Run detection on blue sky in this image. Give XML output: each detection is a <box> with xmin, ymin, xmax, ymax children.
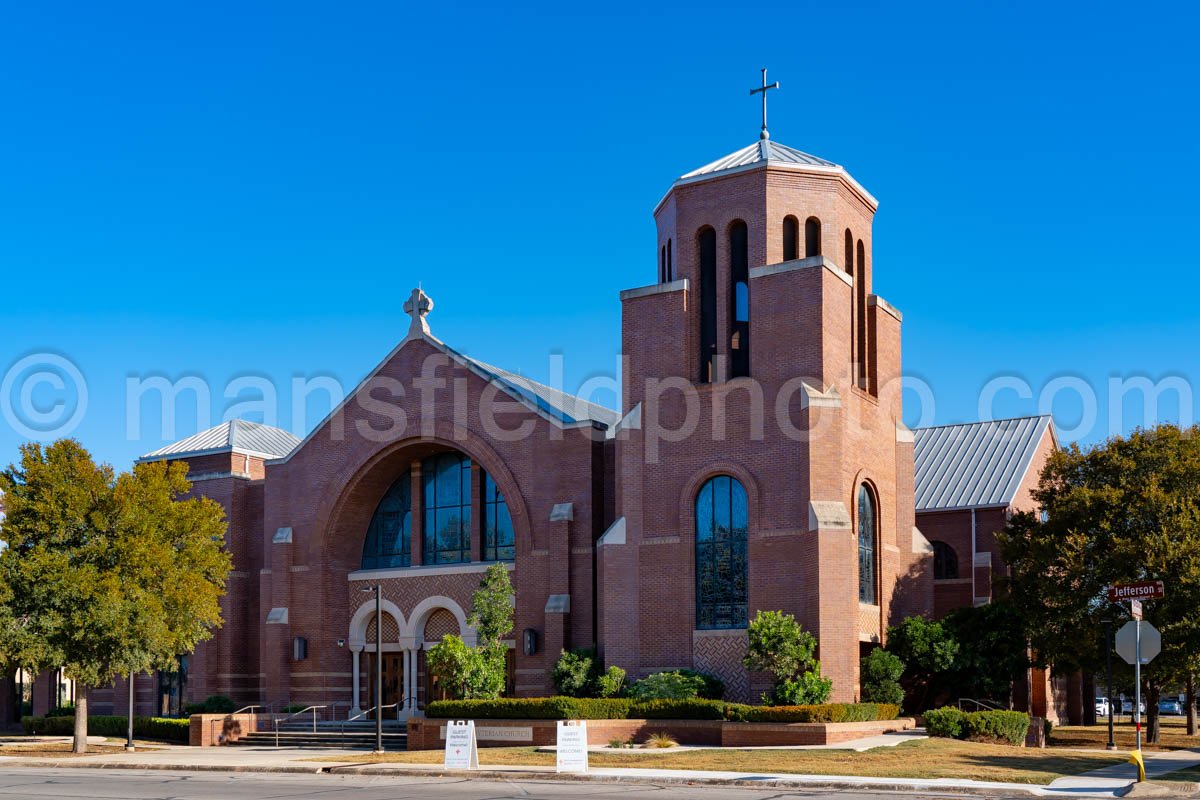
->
<box><xmin>2</xmin><ymin>0</ymin><xmax>1197</xmax><ymax>469</ymax></box>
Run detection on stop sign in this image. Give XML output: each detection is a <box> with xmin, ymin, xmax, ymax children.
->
<box><xmin>1116</xmin><ymin>620</ymin><xmax>1161</xmax><ymax>665</ymax></box>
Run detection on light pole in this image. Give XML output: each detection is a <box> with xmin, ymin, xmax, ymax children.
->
<box><xmin>125</xmin><ymin>672</ymin><xmax>135</xmax><ymax>752</ymax></box>
<box><xmin>361</xmin><ymin>584</ymin><xmax>384</xmax><ymax>754</ymax></box>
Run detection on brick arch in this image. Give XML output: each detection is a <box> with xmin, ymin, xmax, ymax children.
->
<box><xmin>348</xmin><ymin>598</ymin><xmax>406</xmax><ymax>649</ymax></box>
<box><xmin>678</xmin><ymin>460</ymin><xmax>761</xmax><ymax>541</ymax></box>
<box><xmin>423</xmin><ymin>609</ymin><xmax>459</xmax><ymax>643</ymax></box>
<box><xmin>407</xmin><ymin>595</ymin><xmax>474</xmax><ymax>647</ymax></box>
<box><xmin>309</xmin><ymin>422</ymin><xmax>531</xmax><ymax>572</ymax></box>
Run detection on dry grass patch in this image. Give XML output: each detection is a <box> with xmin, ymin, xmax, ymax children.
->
<box><xmin>0</xmin><ymin>742</ymin><xmax>141</xmax><ymax>758</ymax></box>
<box><xmin>314</xmin><ymin>738</ymin><xmax>1125</xmax><ymax>785</ymax></box>
<box><xmin>1052</xmin><ymin>717</ymin><xmax>1200</xmax><ymax>752</ymax></box>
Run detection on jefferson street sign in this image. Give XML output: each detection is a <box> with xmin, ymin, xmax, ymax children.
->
<box><xmin>1116</xmin><ymin>620</ymin><xmax>1161</xmax><ymax>665</ymax></box>
<box><xmin>1108</xmin><ymin>581</ymin><xmax>1165</xmax><ymax>602</ymax></box>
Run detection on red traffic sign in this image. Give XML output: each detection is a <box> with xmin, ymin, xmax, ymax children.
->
<box><xmin>1108</xmin><ymin>581</ymin><xmax>1165</xmax><ymax>602</ymax></box>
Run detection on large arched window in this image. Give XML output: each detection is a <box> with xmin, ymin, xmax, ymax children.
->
<box><xmin>362</xmin><ymin>475</ymin><xmax>412</xmax><ymax>569</ymax></box>
<box><xmin>697</xmin><ymin>226</ymin><xmax>717</xmax><ymax>383</ymax></box>
<box><xmin>782</xmin><ymin>215</ymin><xmax>799</xmax><ymax>261</ymax></box>
<box><xmin>729</xmin><ymin>220</ymin><xmax>750</xmax><ymax>379</ymax></box>
<box><xmin>805</xmin><ymin>217</ymin><xmax>822</xmax><ymax>257</ymax></box>
<box><xmin>483</xmin><ymin>472</ymin><xmax>515</xmax><ymax>561</ymax></box>
<box><xmin>857</xmin><ymin>483</ymin><xmax>877</xmax><ymax>604</ymax></box>
<box><xmin>695</xmin><ymin>475</ymin><xmax>749</xmax><ymax>629</ymax></box>
<box><xmin>423</xmin><ymin>452</ymin><xmax>472</xmax><ymax>564</ymax></box>
<box><xmin>933</xmin><ymin>541</ymin><xmax>958</xmax><ymax>580</ymax></box>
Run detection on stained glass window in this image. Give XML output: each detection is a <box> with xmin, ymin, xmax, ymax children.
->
<box><xmin>695</xmin><ymin>475</ymin><xmax>748</xmax><ymax>630</ymax></box>
<box><xmin>858</xmin><ymin>484</ymin><xmax>877</xmax><ymax>604</ymax></box>
<box><xmin>361</xmin><ymin>474</ymin><xmax>411</xmax><ymax>569</ymax></box>
<box><xmin>483</xmin><ymin>472</ymin><xmax>515</xmax><ymax>562</ymax></box>
<box><xmin>423</xmin><ymin>452</ymin><xmax>472</xmax><ymax>564</ymax></box>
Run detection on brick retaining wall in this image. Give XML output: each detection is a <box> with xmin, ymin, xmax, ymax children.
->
<box><xmin>406</xmin><ymin>716</ymin><xmax>915</xmax><ymax>750</ymax></box>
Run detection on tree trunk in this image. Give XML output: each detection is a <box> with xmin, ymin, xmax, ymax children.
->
<box><xmin>1083</xmin><ymin>673</ymin><xmax>1097</xmax><ymax>726</ymax></box>
<box><xmin>1188</xmin><ymin>673</ymin><xmax>1196</xmax><ymax>737</ymax></box>
<box><xmin>1145</xmin><ymin>682</ymin><xmax>1161</xmax><ymax>745</ymax></box>
<box><xmin>72</xmin><ymin>685</ymin><xmax>88</xmax><ymax>754</ymax></box>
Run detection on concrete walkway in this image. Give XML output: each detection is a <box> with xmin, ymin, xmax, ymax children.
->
<box><xmin>1047</xmin><ymin>748</ymin><xmax>1200</xmax><ymax>794</ymax></box>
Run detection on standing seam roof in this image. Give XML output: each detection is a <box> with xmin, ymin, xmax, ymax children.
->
<box><xmin>913</xmin><ymin>415</ymin><xmax>1052</xmax><ymax>512</ymax></box>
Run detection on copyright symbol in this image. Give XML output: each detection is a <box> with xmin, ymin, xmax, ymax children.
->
<box><xmin>1</xmin><ymin>353</ymin><xmax>88</xmax><ymax>439</ymax></box>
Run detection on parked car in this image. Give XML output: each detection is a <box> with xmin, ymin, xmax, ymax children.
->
<box><xmin>1121</xmin><ymin>699</ymin><xmax>1146</xmax><ymax>714</ymax></box>
<box><xmin>1095</xmin><ymin>697</ymin><xmax>1111</xmax><ymax>717</ymax></box>
<box><xmin>1158</xmin><ymin>699</ymin><xmax>1183</xmax><ymax>715</ymax></box>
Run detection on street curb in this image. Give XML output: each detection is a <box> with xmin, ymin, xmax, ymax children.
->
<box><xmin>0</xmin><ymin>758</ymin><xmax>1063</xmax><ymax>796</ymax></box>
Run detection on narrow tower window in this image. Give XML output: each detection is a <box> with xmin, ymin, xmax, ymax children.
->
<box><xmin>782</xmin><ymin>216</ymin><xmax>799</xmax><ymax>261</ymax></box>
<box><xmin>666</xmin><ymin>239</ymin><xmax>673</xmax><ymax>282</ymax></box>
<box><xmin>856</xmin><ymin>239</ymin><xmax>868</xmax><ymax>390</ymax></box>
<box><xmin>858</xmin><ymin>483</ymin><xmax>877</xmax><ymax>604</ymax></box>
<box><xmin>729</xmin><ymin>219</ymin><xmax>750</xmax><ymax>379</ymax></box>
<box><xmin>660</xmin><ymin>246</ymin><xmax>666</xmax><ymax>283</ymax></box>
<box><xmin>698</xmin><ymin>226</ymin><xmax>718</xmax><ymax>383</ymax></box>
<box><xmin>805</xmin><ymin>217</ymin><xmax>821</xmax><ymax>257</ymax></box>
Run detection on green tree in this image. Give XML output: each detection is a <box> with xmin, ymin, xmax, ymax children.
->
<box><xmin>885</xmin><ymin>615</ymin><xmax>958</xmax><ymax>711</ymax></box>
<box><xmin>427</xmin><ymin>563</ymin><xmax>514</xmax><ymax>700</ymax></box>
<box><xmin>999</xmin><ymin>424</ymin><xmax>1200</xmax><ymax>743</ymax></box>
<box><xmin>941</xmin><ymin>601</ymin><xmax>1030</xmax><ymax>704</ymax></box>
<box><xmin>861</xmin><ymin>648</ymin><xmax>905</xmax><ymax>706</ymax></box>
<box><xmin>552</xmin><ymin>648</ymin><xmax>598</xmax><ymax>697</ymax></box>
<box><xmin>0</xmin><ymin>440</ymin><xmax>231</xmax><ymax>753</ymax></box>
<box><xmin>742</xmin><ymin>610</ymin><xmax>832</xmax><ymax>705</ymax></box>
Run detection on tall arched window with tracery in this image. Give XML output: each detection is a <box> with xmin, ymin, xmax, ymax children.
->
<box><xmin>858</xmin><ymin>483</ymin><xmax>877</xmax><ymax>604</ymax></box>
<box><xmin>695</xmin><ymin>475</ymin><xmax>749</xmax><ymax>629</ymax></box>
<box><xmin>362</xmin><ymin>475</ymin><xmax>412</xmax><ymax>569</ymax></box>
<box><xmin>423</xmin><ymin>452</ymin><xmax>472</xmax><ymax>564</ymax></box>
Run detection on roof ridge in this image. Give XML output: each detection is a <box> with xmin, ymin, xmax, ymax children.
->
<box><xmin>914</xmin><ymin>414</ymin><xmax>1051</xmax><ymax>432</ymax></box>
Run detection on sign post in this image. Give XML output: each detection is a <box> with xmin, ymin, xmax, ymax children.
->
<box><xmin>443</xmin><ymin>720</ymin><xmax>479</xmax><ymax>770</ymax></box>
<box><xmin>555</xmin><ymin>720</ymin><xmax>589</xmax><ymax>773</ymax></box>
<box><xmin>1109</xmin><ymin>581</ymin><xmax>1166</xmax><ymax>765</ymax></box>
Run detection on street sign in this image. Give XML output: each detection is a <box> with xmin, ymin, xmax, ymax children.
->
<box><xmin>1116</xmin><ymin>621</ymin><xmax>1161</xmax><ymax>665</ymax></box>
<box><xmin>1108</xmin><ymin>581</ymin><xmax>1165</xmax><ymax>602</ymax></box>
<box><xmin>1131</xmin><ymin>599</ymin><xmax>1143</xmax><ymax>620</ymax></box>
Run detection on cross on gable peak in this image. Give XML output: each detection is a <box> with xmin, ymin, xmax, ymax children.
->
<box><xmin>404</xmin><ymin>286</ymin><xmax>434</xmax><ymax>338</ymax></box>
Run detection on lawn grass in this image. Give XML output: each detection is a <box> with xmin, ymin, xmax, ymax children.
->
<box><xmin>0</xmin><ymin>742</ymin><xmax>141</xmax><ymax>758</ymax></box>
<box><xmin>1051</xmin><ymin>716</ymin><xmax>1200</xmax><ymax>752</ymax></box>
<box><xmin>311</xmin><ymin>738</ymin><xmax>1126</xmax><ymax>785</ymax></box>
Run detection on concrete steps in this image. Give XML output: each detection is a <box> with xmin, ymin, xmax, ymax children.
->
<box><xmin>230</xmin><ymin>722</ymin><xmax>408</xmax><ymax>750</ymax></box>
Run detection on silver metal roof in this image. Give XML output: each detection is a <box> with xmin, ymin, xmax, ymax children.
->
<box><xmin>462</xmin><ymin>356</ymin><xmax>620</xmax><ymax>428</ymax></box>
<box><xmin>913</xmin><ymin>415</ymin><xmax>1054</xmax><ymax>512</ymax></box>
<box><xmin>679</xmin><ymin>140</ymin><xmax>837</xmax><ymax>182</ymax></box>
<box><xmin>139</xmin><ymin>419</ymin><xmax>301</xmax><ymax>462</ymax></box>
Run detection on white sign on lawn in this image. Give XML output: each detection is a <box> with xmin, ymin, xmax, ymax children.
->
<box><xmin>556</xmin><ymin>720</ymin><xmax>589</xmax><ymax>773</ymax></box>
<box><xmin>443</xmin><ymin>720</ymin><xmax>479</xmax><ymax>770</ymax></box>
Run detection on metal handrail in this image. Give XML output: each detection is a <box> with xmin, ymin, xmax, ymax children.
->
<box><xmin>209</xmin><ymin>704</ymin><xmax>274</xmax><ymax>745</ymax></box>
<box><xmin>273</xmin><ymin>705</ymin><xmax>328</xmax><ymax>746</ymax></box>
<box><xmin>957</xmin><ymin>697</ymin><xmax>1004</xmax><ymax>712</ymax></box>
<box><xmin>341</xmin><ymin>703</ymin><xmax>398</xmax><ymax>749</ymax></box>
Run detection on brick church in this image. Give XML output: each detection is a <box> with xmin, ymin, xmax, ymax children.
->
<box><xmin>12</xmin><ymin>114</ymin><xmax>1074</xmax><ymax>723</ymax></box>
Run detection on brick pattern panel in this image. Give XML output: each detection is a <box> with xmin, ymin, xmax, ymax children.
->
<box><xmin>692</xmin><ymin>632</ymin><xmax>751</xmax><ymax>703</ymax></box>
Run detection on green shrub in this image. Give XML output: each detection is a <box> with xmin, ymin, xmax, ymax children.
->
<box><xmin>22</xmin><ymin>715</ymin><xmax>190</xmax><ymax>742</ymax></box>
<box><xmin>201</xmin><ymin>695</ymin><xmax>237</xmax><ymax>713</ymax></box>
<box><xmin>182</xmin><ymin>702</ymin><xmax>206</xmax><ymax>715</ymax></box>
<box><xmin>676</xmin><ymin>669</ymin><xmax>724</xmax><ymax>700</ymax></box>
<box><xmin>860</xmin><ymin>649</ymin><xmax>905</xmax><ymax>706</ymax></box>
<box><xmin>425</xmin><ymin>697</ymin><xmax>632</xmax><ymax>720</ymax></box>
<box><xmin>736</xmin><ymin>702</ymin><xmax>898</xmax><ymax>724</ymax></box>
<box><xmin>964</xmin><ymin>710</ymin><xmax>1029</xmax><ymax>746</ymax></box>
<box><xmin>923</xmin><ymin>706</ymin><xmax>966</xmax><ymax>739</ymax></box>
<box><xmin>629</xmin><ymin>670</ymin><xmax>706</xmax><ymax>700</ymax></box>
<box><xmin>552</xmin><ymin>648</ymin><xmax>598</xmax><ymax>697</ymax></box>
<box><xmin>46</xmin><ymin>704</ymin><xmax>75</xmax><ymax>717</ymax></box>
<box><xmin>596</xmin><ymin>666</ymin><xmax>627</xmax><ymax>698</ymax></box>
<box><xmin>629</xmin><ymin>698</ymin><xmax>730</xmax><ymax>720</ymax></box>
<box><xmin>772</xmin><ymin>671</ymin><xmax>833</xmax><ymax>706</ymax></box>
<box><xmin>1044</xmin><ymin>717</ymin><xmax>1053</xmax><ymax>741</ymax></box>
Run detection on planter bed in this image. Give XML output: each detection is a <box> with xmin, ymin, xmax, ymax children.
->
<box><xmin>406</xmin><ymin>716</ymin><xmax>915</xmax><ymax>750</ymax></box>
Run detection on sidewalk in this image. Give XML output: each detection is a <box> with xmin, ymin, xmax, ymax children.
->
<box><xmin>2</xmin><ymin>740</ymin><xmax>1197</xmax><ymax>798</ymax></box>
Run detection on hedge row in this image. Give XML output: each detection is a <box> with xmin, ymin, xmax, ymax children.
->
<box><xmin>22</xmin><ymin>715</ymin><xmax>191</xmax><ymax>743</ymax></box>
<box><xmin>923</xmin><ymin>707</ymin><xmax>1029</xmax><ymax>746</ymax></box>
<box><xmin>425</xmin><ymin>698</ymin><xmax>900</xmax><ymax>724</ymax></box>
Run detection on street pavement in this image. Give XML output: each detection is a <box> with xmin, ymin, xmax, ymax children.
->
<box><xmin>0</xmin><ymin>768</ymin><xmax>1039</xmax><ymax>799</ymax></box>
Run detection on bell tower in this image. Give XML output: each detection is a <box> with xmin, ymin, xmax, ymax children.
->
<box><xmin>603</xmin><ymin>73</ymin><xmax>925</xmax><ymax>703</ymax></box>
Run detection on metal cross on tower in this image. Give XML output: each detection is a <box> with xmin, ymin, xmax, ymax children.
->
<box><xmin>750</xmin><ymin>68</ymin><xmax>780</xmax><ymax>140</ymax></box>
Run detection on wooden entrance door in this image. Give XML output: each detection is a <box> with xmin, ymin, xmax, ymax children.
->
<box><xmin>367</xmin><ymin>653</ymin><xmax>403</xmax><ymax>717</ymax></box>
